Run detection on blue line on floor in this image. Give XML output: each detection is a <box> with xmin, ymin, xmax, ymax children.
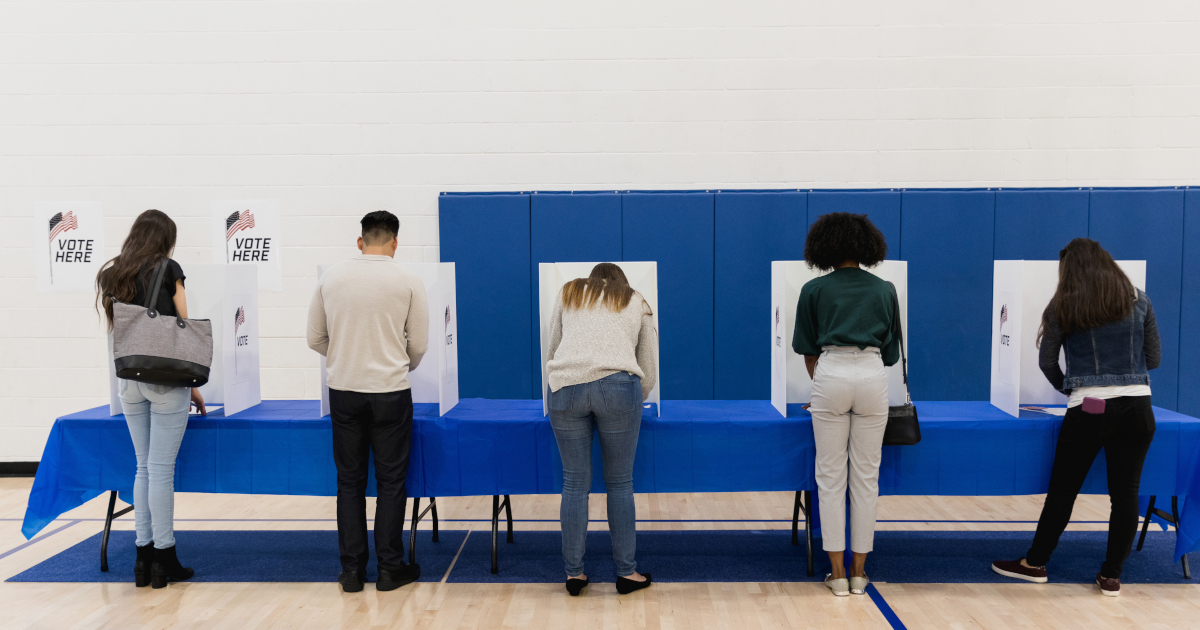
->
<box><xmin>0</xmin><ymin>520</ymin><xmax>80</xmax><ymax>561</ymax></box>
<box><xmin>866</xmin><ymin>583</ymin><xmax>907</xmax><ymax>630</ymax></box>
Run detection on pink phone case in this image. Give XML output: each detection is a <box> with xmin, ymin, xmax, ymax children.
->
<box><xmin>1081</xmin><ymin>397</ymin><xmax>1107</xmax><ymax>415</ymax></box>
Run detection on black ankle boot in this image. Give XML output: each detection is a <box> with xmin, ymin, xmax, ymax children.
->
<box><xmin>150</xmin><ymin>545</ymin><xmax>194</xmax><ymax>589</ymax></box>
<box><xmin>134</xmin><ymin>544</ymin><xmax>154</xmax><ymax>587</ymax></box>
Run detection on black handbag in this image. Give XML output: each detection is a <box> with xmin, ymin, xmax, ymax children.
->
<box><xmin>111</xmin><ymin>260</ymin><xmax>214</xmax><ymax>387</ymax></box>
<box><xmin>883</xmin><ymin>315</ymin><xmax>921</xmax><ymax>446</ymax></box>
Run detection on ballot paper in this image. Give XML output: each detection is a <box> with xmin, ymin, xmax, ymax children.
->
<box><xmin>1020</xmin><ymin>406</ymin><xmax>1067</xmax><ymax>417</ymax></box>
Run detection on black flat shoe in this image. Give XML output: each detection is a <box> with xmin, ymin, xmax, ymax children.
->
<box><xmin>377</xmin><ymin>563</ymin><xmax>420</xmax><ymax>591</ymax></box>
<box><xmin>134</xmin><ymin>544</ymin><xmax>154</xmax><ymax>587</ymax></box>
<box><xmin>616</xmin><ymin>573</ymin><xmax>652</xmax><ymax>595</ymax></box>
<box><xmin>338</xmin><ymin>570</ymin><xmax>365</xmax><ymax>593</ymax></box>
<box><xmin>565</xmin><ymin>577</ymin><xmax>589</xmax><ymax>596</ymax></box>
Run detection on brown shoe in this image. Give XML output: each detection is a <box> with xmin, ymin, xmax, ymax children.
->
<box><xmin>991</xmin><ymin>559</ymin><xmax>1048</xmax><ymax>583</ymax></box>
<box><xmin>1096</xmin><ymin>573</ymin><xmax>1120</xmax><ymax>597</ymax></box>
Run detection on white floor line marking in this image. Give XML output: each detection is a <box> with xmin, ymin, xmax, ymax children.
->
<box><xmin>441</xmin><ymin>528</ymin><xmax>472</xmax><ymax>584</ymax></box>
<box><xmin>0</xmin><ymin>520</ymin><xmax>81</xmax><ymax>561</ymax></box>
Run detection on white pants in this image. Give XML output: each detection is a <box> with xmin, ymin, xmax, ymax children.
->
<box><xmin>811</xmin><ymin>346</ymin><xmax>889</xmax><ymax>553</ymax></box>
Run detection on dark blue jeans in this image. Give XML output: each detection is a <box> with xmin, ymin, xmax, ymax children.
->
<box><xmin>549</xmin><ymin>372</ymin><xmax>643</xmax><ymax>577</ymax></box>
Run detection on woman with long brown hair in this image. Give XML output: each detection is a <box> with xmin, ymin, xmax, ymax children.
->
<box><xmin>545</xmin><ymin>263</ymin><xmax>657</xmax><ymax>596</ymax></box>
<box><xmin>96</xmin><ymin>209</ymin><xmax>202</xmax><ymax>588</ymax></box>
<box><xmin>993</xmin><ymin>238</ymin><xmax>1161</xmax><ymax>597</ymax></box>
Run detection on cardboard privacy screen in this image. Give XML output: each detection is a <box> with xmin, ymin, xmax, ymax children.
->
<box><xmin>108</xmin><ymin>263</ymin><xmax>261</xmax><ymax>417</ymax></box>
<box><xmin>770</xmin><ymin>261</ymin><xmax>909</xmax><ymax>417</ymax></box>
<box><xmin>990</xmin><ymin>260</ymin><xmax>1146</xmax><ymax>417</ymax></box>
<box><xmin>538</xmin><ymin>262</ymin><xmax>661</xmax><ymax>416</ymax></box>
<box><xmin>318</xmin><ymin>262</ymin><xmax>459</xmax><ymax>417</ymax></box>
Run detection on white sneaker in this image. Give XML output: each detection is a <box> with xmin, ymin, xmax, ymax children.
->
<box><xmin>849</xmin><ymin>575</ymin><xmax>869</xmax><ymax>595</ymax></box>
<box><xmin>824</xmin><ymin>574</ymin><xmax>849</xmax><ymax>597</ymax></box>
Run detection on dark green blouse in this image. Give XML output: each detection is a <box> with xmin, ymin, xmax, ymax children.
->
<box><xmin>791</xmin><ymin>267</ymin><xmax>902</xmax><ymax>366</ymax></box>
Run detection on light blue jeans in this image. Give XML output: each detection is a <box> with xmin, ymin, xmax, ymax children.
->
<box><xmin>119</xmin><ymin>379</ymin><xmax>190</xmax><ymax>549</ymax></box>
<box><xmin>549</xmin><ymin>372</ymin><xmax>643</xmax><ymax>578</ymax></box>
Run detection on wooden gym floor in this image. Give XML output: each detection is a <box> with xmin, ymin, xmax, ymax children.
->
<box><xmin>0</xmin><ymin>478</ymin><xmax>1197</xmax><ymax>629</ymax></box>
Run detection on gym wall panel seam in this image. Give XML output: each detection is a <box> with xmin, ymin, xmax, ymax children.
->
<box><xmin>1087</xmin><ymin>189</ymin><xmax>1185</xmax><ymax>411</ymax></box>
<box><xmin>1181</xmin><ymin>190</ymin><xmax>1200</xmax><ymax>415</ymax></box>
<box><xmin>622</xmin><ymin>192</ymin><xmax>716</xmax><ymax>400</ymax></box>
<box><xmin>529</xmin><ymin>192</ymin><xmax>624</xmax><ymax>399</ymax></box>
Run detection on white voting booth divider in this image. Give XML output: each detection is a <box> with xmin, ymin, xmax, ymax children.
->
<box><xmin>538</xmin><ymin>262</ymin><xmax>661</xmax><ymax>416</ymax></box>
<box><xmin>108</xmin><ymin>264</ymin><xmax>261</xmax><ymax>417</ymax></box>
<box><xmin>770</xmin><ymin>261</ymin><xmax>909</xmax><ymax>418</ymax></box>
<box><xmin>318</xmin><ymin>262</ymin><xmax>459</xmax><ymax>417</ymax></box>
<box><xmin>990</xmin><ymin>260</ymin><xmax>1146</xmax><ymax>417</ymax></box>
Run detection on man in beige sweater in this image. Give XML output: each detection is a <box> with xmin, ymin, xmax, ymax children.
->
<box><xmin>307</xmin><ymin>211</ymin><xmax>429</xmax><ymax>593</ymax></box>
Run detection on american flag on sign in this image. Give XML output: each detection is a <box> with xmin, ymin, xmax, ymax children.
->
<box><xmin>48</xmin><ymin>211</ymin><xmax>78</xmax><ymax>241</ymax></box>
<box><xmin>225</xmin><ymin>210</ymin><xmax>255</xmax><ymax>241</ymax></box>
<box><xmin>234</xmin><ymin>306</ymin><xmax>246</xmax><ymax>335</ymax></box>
<box><xmin>1000</xmin><ymin>304</ymin><xmax>1008</xmax><ymax>327</ymax></box>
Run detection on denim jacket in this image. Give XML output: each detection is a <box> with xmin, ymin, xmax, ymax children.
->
<box><xmin>1038</xmin><ymin>289</ymin><xmax>1161</xmax><ymax>394</ymax></box>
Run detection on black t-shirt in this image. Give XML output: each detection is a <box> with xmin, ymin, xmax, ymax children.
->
<box><xmin>131</xmin><ymin>259</ymin><xmax>186</xmax><ymax>317</ymax></box>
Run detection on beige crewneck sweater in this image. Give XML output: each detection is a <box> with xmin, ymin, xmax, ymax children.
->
<box><xmin>307</xmin><ymin>255</ymin><xmax>429</xmax><ymax>393</ymax></box>
<box><xmin>546</xmin><ymin>289</ymin><xmax>658</xmax><ymax>400</ymax></box>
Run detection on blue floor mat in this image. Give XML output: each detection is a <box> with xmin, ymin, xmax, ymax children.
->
<box><xmin>7</xmin><ymin>530</ymin><xmax>463</xmax><ymax>583</ymax></box>
<box><xmin>449</xmin><ymin>529</ymin><xmax>1198</xmax><ymax>584</ymax></box>
<box><xmin>9</xmin><ymin>528</ymin><xmax>1195</xmax><ymax>584</ymax></box>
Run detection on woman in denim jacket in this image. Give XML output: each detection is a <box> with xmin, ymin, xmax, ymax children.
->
<box><xmin>993</xmin><ymin>238</ymin><xmax>1160</xmax><ymax>597</ymax></box>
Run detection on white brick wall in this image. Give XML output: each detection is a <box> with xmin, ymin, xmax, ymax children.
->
<box><xmin>1</xmin><ymin>0</ymin><xmax>1198</xmax><ymax>459</ymax></box>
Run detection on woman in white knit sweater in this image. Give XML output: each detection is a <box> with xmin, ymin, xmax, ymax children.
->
<box><xmin>546</xmin><ymin>263</ymin><xmax>657</xmax><ymax>596</ymax></box>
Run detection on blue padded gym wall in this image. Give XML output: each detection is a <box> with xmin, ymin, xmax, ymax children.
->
<box><xmin>439</xmin><ymin>193</ymin><xmax>532</xmax><ymax>399</ymax></box>
<box><xmin>1090</xmin><ymin>189</ymin><xmax>1186</xmax><ymax>410</ymax></box>
<box><xmin>622</xmin><ymin>192</ymin><xmax>715</xmax><ymax>400</ymax></box>
<box><xmin>1180</xmin><ymin>189</ymin><xmax>1200</xmax><ymax>417</ymax></box>
<box><xmin>808</xmin><ymin>190</ymin><xmax>902</xmax><ymax>260</ymax></box>
<box><xmin>714</xmin><ymin>191</ymin><xmax>807</xmax><ymax>399</ymax></box>
<box><xmin>994</xmin><ymin>189</ymin><xmax>1089</xmax><ymax>260</ymax></box>
<box><xmin>529</xmin><ymin>192</ymin><xmax>623</xmax><ymax>399</ymax></box>
<box><xmin>441</xmin><ymin>187</ymin><xmax>1194</xmax><ymax>411</ymax></box>
<box><xmin>900</xmin><ymin>190</ymin><xmax>995</xmax><ymax>401</ymax></box>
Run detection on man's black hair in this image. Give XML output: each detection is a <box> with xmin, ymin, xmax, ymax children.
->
<box><xmin>803</xmin><ymin>212</ymin><xmax>888</xmax><ymax>271</ymax></box>
<box><xmin>361</xmin><ymin>210</ymin><xmax>400</xmax><ymax>245</ymax></box>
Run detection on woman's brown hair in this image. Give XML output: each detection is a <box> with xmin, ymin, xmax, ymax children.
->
<box><xmin>95</xmin><ymin>209</ymin><xmax>178</xmax><ymax>329</ymax></box>
<box><xmin>562</xmin><ymin>262</ymin><xmax>641</xmax><ymax>313</ymax></box>
<box><xmin>1038</xmin><ymin>237</ymin><xmax>1136</xmax><ymax>345</ymax></box>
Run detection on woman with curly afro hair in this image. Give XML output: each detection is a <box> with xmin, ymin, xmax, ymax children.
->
<box><xmin>792</xmin><ymin>212</ymin><xmax>902</xmax><ymax>597</ymax></box>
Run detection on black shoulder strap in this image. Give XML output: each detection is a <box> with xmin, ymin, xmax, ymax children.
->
<box><xmin>887</xmin><ymin>281</ymin><xmax>911</xmax><ymax>401</ymax></box>
<box><xmin>144</xmin><ymin>260</ymin><xmax>170</xmax><ymax>312</ymax></box>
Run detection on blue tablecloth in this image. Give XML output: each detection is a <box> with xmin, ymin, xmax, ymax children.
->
<box><xmin>24</xmin><ymin>399</ymin><xmax>1200</xmax><ymax>560</ymax></box>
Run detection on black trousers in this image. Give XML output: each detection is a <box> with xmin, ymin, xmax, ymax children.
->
<box><xmin>1026</xmin><ymin>396</ymin><xmax>1156</xmax><ymax>578</ymax></box>
<box><xmin>329</xmin><ymin>388</ymin><xmax>413</xmax><ymax>574</ymax></box>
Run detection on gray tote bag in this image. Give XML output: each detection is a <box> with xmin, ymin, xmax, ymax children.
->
<box><xmin>111</xmin><ymin>260</ymin><xmax>213</xmax><ymax>387</ymax></box>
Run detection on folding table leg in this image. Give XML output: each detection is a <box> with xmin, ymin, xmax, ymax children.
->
<box><xmin>99</xmin><ymin>491</ymin><xmax>133</xmax><ymax>572</ymax></box>
<box><xmin>431</xmin><ymin>498</ymin><xmax>439</xmax><ymax>543</ymax></box>
<box><xmin>804</xmin><ymin>490</ymin><xmax>814</xmax><ymax>578</ymax></box>
<box><xmin>1137</xmin><ymin>495</ymin><xmax>1156</xmax><ymax>551</ymax></box>
<box><xmin>100</xmin><ymin>491</ymin><xmax>117</xmax><ymax>572</ymax></box>
<box><xmin>408</xmin><ymin>497</ymin><xmax>440</xmax><ymax>565</ymax></box>
<box><xmin>491</xmin><ymin>495</ymin><xmax>500</xmax><ymax>574</ymax></box>
<box><xmin>504</xmin><ymin>495</ymin><xmax>514</xmax><ymax>544</ymax></box>
<box><xmin>791</xmin><ymin>491</ymin><xmax>802</xmax><ymax>546</ymax></box>
<box><xmin>1172</xmin><ymin>496</ymin><xmax>1191</xmax><ymax>580</ymax></box>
